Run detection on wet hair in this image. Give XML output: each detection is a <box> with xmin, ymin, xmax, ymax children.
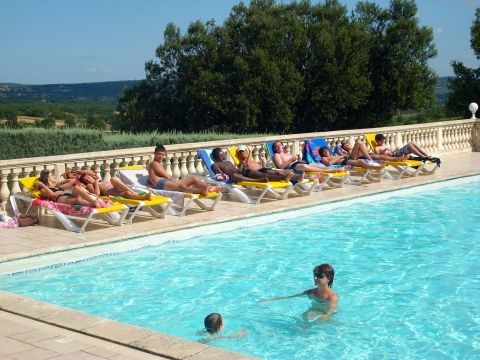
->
<box><xmin>39</xmin><ymin>169</ymin><xmax>53</xmax><ymax>185</ymax></box>
<box><xmin>374</xmin><ymin>134</ymin><xmax>385</xmax><ymax>142</ymax></box>
<box><xmin>204</xmin><ymin>313</ymin><xmax>223</xmax><ymax>334</ymax></box>
<box><xmin>154</xmin><ymin>144</ymin><xmax>166</xmax><ymax>153</ymax></box>
<box><xmin>313</xmin><ymin>263</ymin><xmax>335</xmax><ymax>287</ymax></box>
<box><xmin>211</xmin><ymin>147</ymin><xmax>223</xmax><ymax>162</ymax></box>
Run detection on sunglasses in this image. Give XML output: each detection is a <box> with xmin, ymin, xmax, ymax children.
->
<box><xmin>313</xmin><ymin>272</ymin><xmax>327</xmax><ymax>279</ymax></box>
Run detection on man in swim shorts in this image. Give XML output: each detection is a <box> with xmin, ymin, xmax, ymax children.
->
<box><xmin>148</xmin><ymin>145</ymin><xmax>222</xmax><ymax>195</ymax></box>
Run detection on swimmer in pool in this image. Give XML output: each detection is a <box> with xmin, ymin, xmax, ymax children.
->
<box><xmin>198</xmin><ymin>313</ymin><xmax>246</xmax><ymax>343</ymax></box>
<box><xmin>257</xmin><ymin>263</ymin><xmax>338</xmax><ymax>321</ymax></box>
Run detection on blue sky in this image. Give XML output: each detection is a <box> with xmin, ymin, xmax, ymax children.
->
<box><xmin>1</xmin><ymin>0</ymin><xmax>479</xmax><ymax>85</ymax></box>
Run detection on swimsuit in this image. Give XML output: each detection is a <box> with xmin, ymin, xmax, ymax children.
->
<box><xmin>392</xmin><ymin>145</ymin><xmax>410</xmax><ymax>157</ymax></box>
<box><xmin>151</xmin><ymin>179</ymin><xmax>170</xmax><ymax>190</ymax></box>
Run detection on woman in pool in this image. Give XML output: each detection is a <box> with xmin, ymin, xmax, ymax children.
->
<box><xmin>257</xmin><ymin>263</ymin><xmax>338</xmax><ymax>321</ymax></box>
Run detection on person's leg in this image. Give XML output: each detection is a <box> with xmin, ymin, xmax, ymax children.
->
<box><xmin>57</xmin><ymin>195</ymin><xmax>97</xmax><ymax>207</ymax></box>
<box><xmin>72</xmin><ymin>185</ymin><xmax>98</xmax><ymax>203</ymax></box>
<box><xmin>406</xmin><ymin>142</ymin><xmax>430</xmax><ymax>158</ymax></box>
<box><xmin>295</xmin><ymin>163</ymin><xmax>347</xmax><ymax>173</ymax></box>
<box><xmin>347</xmin><ymin>159</ymin><xmax>384</xmax><ymax>169</ymax></box>
<box><xmin>109</xmin><ymin>177</ymin><xmax>152</xmax><ymax>200</ymax></box>
<box><xmin>263</xmin><ymin>169</ymin><xmax>293</xmax><ymax>181</ymax></box>
<box><xmin>350</xmin><ymin>140</ymin><xmax>373</xmax><ymax>161</ymax></box>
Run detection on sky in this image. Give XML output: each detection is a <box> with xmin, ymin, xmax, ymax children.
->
<box><xmin>1</xmin><ymin>0</ymin><xmax>479</xmax><ymax>85</ymax></box>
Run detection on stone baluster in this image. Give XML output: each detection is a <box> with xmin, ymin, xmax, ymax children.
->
<box><xmin>292</xmin><ymin>140</ymin><xmax>300</xmax><ymax>158</ymax></box>
<box><xmin>165</xmin><ymin>155</ymin><xmax>173</xmax><ymax>178</ymax></box>
<box><xmin>110</xmin><ymin>161</ymin><xmax>120</xmax><ymax>179</ymax></box>
<box><xmin>0</xmin><ymin>168</ymin><xmax>10</xmax><ymax>212</ymax></box>
<box><xmin>453</xmin><ymin>126</ymin><xmax>461</xmax><ymax>150</ymax></box>
<box><xmin>171</xmin><ymin>153</ymin><xmax>181</xmax><ymax>179</ymax></box>
<box><xmin>436</xmin><ymin>127</ymin><xmax>443</xmax><ymax>153</ymax></box>
<box><xmin>194</xmin><ymin>154</ymin><xmax>204</xmax><ymax>175</ymax></box>
<box><xmin>92</xmin><ymin>160</ymin><xmax>102</xmax><ymax>178</ymax></box>
<box><xmin>138</xmin><ymin>156</ymin><xmax>148</xmax><ymax>168</ymax></box>
<box><xmin>132</xmin><ymin>156</ymin><xmax>141</xmax><ymax>166</ymax></box>
<box><xmin>179</xmin><ymin>152</ymin><xmax>189</xmax><ymax>178</ymax></box>
<box><xmin>187</xmin><ymin>153</ymin><xmax>197</xmax><ymax>175</ymax></box>
<box><xmin>10</xmin><ymin>167</ymin><xmax>22</xmax><ymax>195</ymax></box>
<box><xmin>102</xmin><ymin>160</ymin><xmax>113</xmax><ymax>182</ymax></box>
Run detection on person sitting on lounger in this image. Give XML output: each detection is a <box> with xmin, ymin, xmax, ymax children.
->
<box><xmin>78</xmin><ymin>172</ymin><xmax>153</xmax><ymax>201</ymax></box>
<box><xmin>35</xmin><ymin>170</ymin><xmax>103</xmax><ymax>207</ymax></box>
<box><xmin>148</xmin><ymin>145</ymin><xmax>223</xmax><ymax>195</ymax></box>
<box><xmin>319</xmin><ymin>146</ymin><xmax>385</xmax><ymax>170</ymax></box>
<box><xmin>373</xmin><ymin>134</ymin><xmax>436</xmax><ymax>161</ymax></box>
<box><xmin>272</xmin><ymin>141</ymin><xmax>348</xmax><ymax>174</ymax></box>
<box><xmin>236</xmin><ymin>145</ymin><xmax>298</xmax><ymax>182</ymax></box>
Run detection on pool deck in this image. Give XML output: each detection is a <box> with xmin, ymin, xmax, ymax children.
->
<box><xmin>0</xmin><ymin>151</ymin><xmax>479</xmax><ymax>359</ymax></box>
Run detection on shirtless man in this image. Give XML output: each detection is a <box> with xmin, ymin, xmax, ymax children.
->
<box><xmin>272</xmin><ymin>141</ymin><xmax>347</xmax><ymax>174</ymax></box>
<box><xmin>148</xmin><ymin>145</ymin><xmax>222</xmax><ymax>195</ymax></box>
<box><xmin>236</xmin><ymin>145</ymin><xmax>296</xmax><ymax>182</ymax></box>
<box><xmin>373</xmin><ymin>134</ymin><xmax>432</xmax><ymax>159</ymax></box>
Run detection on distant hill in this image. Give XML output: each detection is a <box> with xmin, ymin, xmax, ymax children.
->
<box><xmin>0</xmin><ymin>80</ymin><xmax>141</xmax><ymax>102</ymax></box>
<box><xmin>0</xmin><ymin>77</ymin><xmax>451</xmax><ymax>104</ymax></box>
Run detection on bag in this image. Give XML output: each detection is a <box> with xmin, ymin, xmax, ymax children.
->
<box><xmin>17</xmin><ymin>214</ymin><xmax>40</xmax><ymax>227</ymax></box>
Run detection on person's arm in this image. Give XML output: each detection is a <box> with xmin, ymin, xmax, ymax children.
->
<box><xmin>34</xmin><ymin>181</ymin><xmax>58</xmax><ymax>201</ymax></box>
<box><xmin>257</xmin><ymin>292</ymin><xmax>306</xmax><ymax>303</ymax></box>
<box><xmin>222</xmin><ymin>328</ymin><xmax>246</xmax><ymax>339</ymax></box>
<box><xmin>84</xmin><ymin>182</ymin><xmax>101</xmax><ymax>196</ymax></box>
<box><xmin>321</xmin><ymin>156</ymin><xmax>344</xmax><ymax>165</ymax></box>
<box><xmin>211</xmin><ymin>163</ymin><xmax>224</xmax><ymax>176</ymax></box>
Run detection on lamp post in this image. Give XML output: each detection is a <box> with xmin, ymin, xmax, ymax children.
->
<box><xmin>469</xmin><ymin>102</ymin><xmax>478</xmax><ymax>120</ymax></box>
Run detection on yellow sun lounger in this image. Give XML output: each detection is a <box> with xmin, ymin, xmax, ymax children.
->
<box><xmin>364</xmin><ymin>133</ymin><xmax>438</xmax><ymax>180</ymax></box>
<box><xmin>226</xmin><ymin>145</ymin><xmax>310</xmax><ymax>199</ymax></box>
<box><xmin>117</xmin><ymin>166</ymin><xmax>222</xmax><ymax>216</ymax></box>
<box><xmin>10</xmin><ymin>176</ymin><xmax>129</xmax><ymax>233</ymax></box>
<box><xmin>101</xmin><ymin>194</ymin><xmax>172</xmax><ymax>224</ymax></box>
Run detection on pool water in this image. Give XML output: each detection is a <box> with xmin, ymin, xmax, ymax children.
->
<box><xmin>1</xmin><ymin>179</ymin><xmax>479</xmax><ymax>359</ymax></box>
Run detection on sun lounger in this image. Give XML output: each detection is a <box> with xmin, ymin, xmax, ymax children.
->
<box><xmin>116</xmin><ymin>166</ymin><xmax>222</xmax><ymax>216</ymax></box>
<box><xmin>10</xmin><ymin>176</ymin><xmax>129</xmax><ymax>233</ymax></box>
<box><xmin>264</xmin><ymin>141</ymin><xmax>350</xmax><ymax>189</ymax></box>
<box><xmin>303</xmin><ymin>138</ymin><xmax>386</xmax><ymax>185</ymax></box>
<box><xmin>103</xmin><ymin>194</ymin><xmax>172</xmax><ymax>224</ymax></box>
<box><xmin>364</xmin><ymin>133</ymin><xmax>439</xmax><ymax>180</ymax></box>
<box><xmin>197</xmin><ymin>148</ymin><xmax>297</xmax><ymax>204</ymax></box>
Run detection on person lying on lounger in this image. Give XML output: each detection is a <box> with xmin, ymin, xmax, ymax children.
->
<box><xmin>148</xmin><ymin>145</ymin><xmax>223</xmax><ymax>195</ymax></box>
<box><xmin>340</xmin><ymin>139</ymin><xmax>408</xmax><ymax>163</ymax></box>
<box><xmin>373</xmin><ymin>134</ymin><xmax>440</xmax><ymax>166</ymax></box>
<box><xmin>210</xmin><ymin>147</ymin><xmax>270</xmax><ymax>182</ymax></box>
<box><xmin>235</xmin><ymin>145</ymin><xmax>299</xmax><ymax>182</ymax></box>
<box><xmin>78</xmin><ymin>172</ymin><xmax>153</xmax><ymax>201</ymax></box>
<box><xmin>272</xmin><ymin>141</ymin><xmax>348</xmax><ymax>174</ymax></box>
<box><xmin>35</xmin><ymin>170</ymin><xmax>104</xmax><ymax>207</ymax></box>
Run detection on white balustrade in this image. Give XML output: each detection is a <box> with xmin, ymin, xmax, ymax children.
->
<box><xmin>0</xmin><ymin>119</ymin><xmax>477</xmax><ymax>212</ymax></box>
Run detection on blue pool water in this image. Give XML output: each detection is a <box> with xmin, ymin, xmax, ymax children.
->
<box><xmin>1</xmin><ymin>179</ymin><xmax>479</xmax><ymax>359</ymax></box>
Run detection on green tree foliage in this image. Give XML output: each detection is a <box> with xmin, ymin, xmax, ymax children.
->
<box><xmin>116</xmin><ymin>0</ymin><xmax>437</xmax><ymax>133</ymax></box>
<box><xmin>446</xmin><ymin>8</ymin><xmax>480</xmax><ymax>117</ymax></box>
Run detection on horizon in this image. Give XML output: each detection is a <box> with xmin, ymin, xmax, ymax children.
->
<box><xmin>1</xmin><ymin>0</ymin><xmax>478</xmax><ymax>85</ymax></box>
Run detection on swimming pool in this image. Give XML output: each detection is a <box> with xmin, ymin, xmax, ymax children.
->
<box><xmin>0</xmin><ymin>177</ymin><xmax>479</xmax><ymax>359</ymax></box>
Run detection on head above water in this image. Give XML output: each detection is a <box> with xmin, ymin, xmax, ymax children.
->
<box><xmin>204</xmin><ymin>313</ymin><xmax>223</xmax><ymax>334</ymax></box>
<box><xmin>313</xmin><ymin>263</ymin><xmax>335</xmax><ymax>287</ymax></box>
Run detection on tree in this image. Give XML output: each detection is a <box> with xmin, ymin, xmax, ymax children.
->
<box><xmin>117</xmin><ymin>0</ymin><xmax>438</xmax><ymax>133</ymax></box>
<box><xmin>446</xmin><ymin>8</ymin><xmax>480</xmax><ymax>117</ymax></box>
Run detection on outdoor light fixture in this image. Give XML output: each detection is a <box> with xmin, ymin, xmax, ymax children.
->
<box><xmin>469</xmin><ymin>102</ymin><xmax>478</xmax><ymax>119</ymax></box>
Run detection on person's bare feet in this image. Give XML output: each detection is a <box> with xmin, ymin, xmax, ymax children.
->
<box><xmin>207</xmin><ymin>184</ymin><xmax>224</xmax><ymax>193</ymax></box>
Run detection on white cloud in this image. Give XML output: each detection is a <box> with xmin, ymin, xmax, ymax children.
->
<box><xmin>434</xmin><ymin>28</ymin><xmax>444</xmax><ymax>34</ymax></box>
<box><xmin>86</xmin><ymin>67</ymin><xmax>97</xmax><ymax>73</ymax></box>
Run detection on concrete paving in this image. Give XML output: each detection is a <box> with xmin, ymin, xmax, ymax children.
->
<box><xmin>0</xmin><ymin>151</ymin><xmax>479</xmax><ymax>359</ymax></box>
